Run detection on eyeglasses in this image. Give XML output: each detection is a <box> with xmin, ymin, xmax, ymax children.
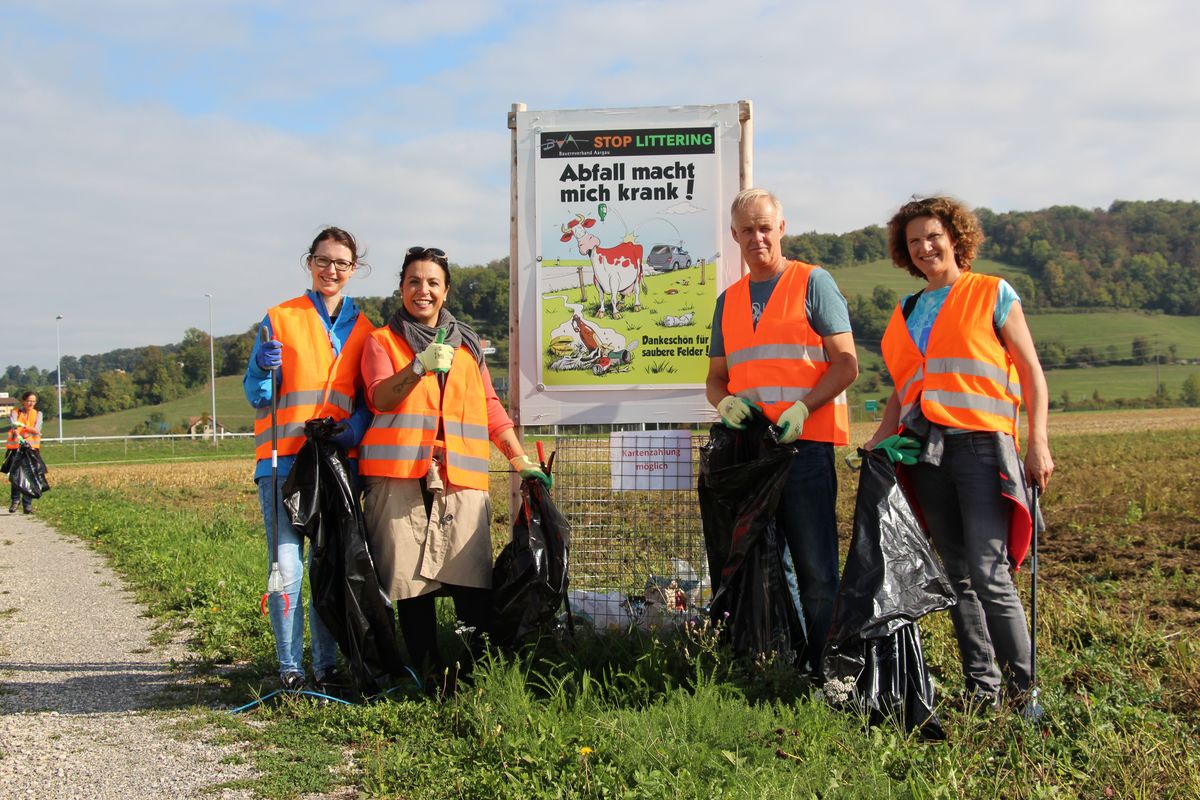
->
<box><xmin>405</xmin><ymin>246</ymin><xmax>447</xmax><ymax>260</ymax></box>
<box><xmin>310</xmin><ymin>255</ymin><xmax>356</xmax><ymax>272</ymax></box>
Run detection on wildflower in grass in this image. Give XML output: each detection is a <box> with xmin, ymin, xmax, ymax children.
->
<box><xmin>822</xmin><ymin>676</ymin><xmax>856</xmax><ymax>704</ymax></box>
<box><xmin>578</xmin><ymin>746</ymin><xmax>593</xmax><ymax>757</ymax></box>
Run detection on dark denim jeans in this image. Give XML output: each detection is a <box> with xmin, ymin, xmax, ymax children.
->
<box><xmin>906</xmin><ymin>432</ymin><xmax>1032</xmax><ymax>698</ymax></box>
<box><xmin>775</xmin><ymin>440</ymin><xmax>840</xmax><ymax>666</ymax></box>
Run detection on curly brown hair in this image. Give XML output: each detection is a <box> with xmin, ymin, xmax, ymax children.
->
<box><xmin>887</xmin><ymin>196</ymin><xmax>984</xmax><ymax>279</ymax></box>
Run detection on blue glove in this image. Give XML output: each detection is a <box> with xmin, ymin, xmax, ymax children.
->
<box><xmin>256</xmin><ymin>339</ymin><xmax>283</xmax><ymax>371</ymax></box>
<box><xmin>331</xmin><ymin>421</ymin><xmax>357</xmax><ymax>450</ymax></box>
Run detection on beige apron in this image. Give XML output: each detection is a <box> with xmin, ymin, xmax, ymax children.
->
<box><xmin>362</xmin><ymin>474</ymin><xmax>493</xmax><ymax>600</ymax></box>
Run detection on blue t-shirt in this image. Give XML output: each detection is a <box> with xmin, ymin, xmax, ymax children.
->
<box><xmin>708</xmin><ymin>265</ymin><xmax>852</xmax><ymax>357</ymax></box>
<box><xmin>903</xmin><ymin>278</ymin><xmax>1019</xmax><ymax>354</ymax></box>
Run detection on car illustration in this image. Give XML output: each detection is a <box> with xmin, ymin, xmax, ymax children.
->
<box><xmin>647</xmin><ymin>244</ymin><xmax>691</xmax><ymax>271</ymax></box>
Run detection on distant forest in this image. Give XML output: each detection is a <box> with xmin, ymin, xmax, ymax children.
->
<box><xmin>786</xmin><ymin>199</ymin><xmax>1200</xmax><ymax>315</ymax></box>
<box><xmin>5</xmin><ymin>201</ymin><xmax>1200</xmax><ymax>419</ymax></box>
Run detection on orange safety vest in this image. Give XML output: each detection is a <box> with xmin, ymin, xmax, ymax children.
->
<box><xmin>880</xmin><ymin>272</ymin><xmax>1022</xmax><ymax>443</ymax></box>
<box><xmin>253</xmin><ymin>297</ymin><xmax>373</xmax><ymax>462</ymax></box>
<box><xmin>358</xmin><ymin>329</ymin><xmax>491</xmax><ymax>490</ymax></box>
<box><xmin>722</xmin><ymin>261</ymin><xmax>849</xmax><ymax>445</ymax></box>
<box><xmin>6</xmin><ymin>408</ymin><xmax>41</xmax><ymax>450</ymax></box>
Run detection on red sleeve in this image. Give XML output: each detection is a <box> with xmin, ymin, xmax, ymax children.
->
<box><xmin>361</xmin><ymin>336</ymin><xmax>396</xmax><ymax>414</ymax></box>
<box><xmin>482</xmin><ymin>362</ymin><xmax>514</xmax><ymax>440</ymax></box>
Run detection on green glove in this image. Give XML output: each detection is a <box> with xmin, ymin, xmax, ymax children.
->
<box><xmin>716</xmin><ymin>395</ymin><xmax>754</xmax><ymax>430</ymax></box>
<box><xmin>874</xmin><ymin>434</ymin><xmax>920</xmax><ymax>465</ymax></box>
<box><xmin>510</xmin><ymin>455</ymin><xmax>553</xmax><ymax>489</ymax></box>
<box><xmin>777</xmin><ymin>401</ymin><xmax>810</xmax><ymax>444</ymax></box>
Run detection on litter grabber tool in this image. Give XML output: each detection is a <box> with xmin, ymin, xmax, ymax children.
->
<box><xmin>259</xmin><ymin>326</ymin><xmax>289</xmax><ymax>618</ymax></box>
<box><xmin>1028</xmin><ymin>483</ymin><xmax>1043</xmax><ymax>718</ymax></box>
<box><xmin>536</xmin><ymin>440</ymin><xmax>555</xmax><ymax>476</ymax></box>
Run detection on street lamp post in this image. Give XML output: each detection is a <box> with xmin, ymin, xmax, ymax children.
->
<box><xmin>205</xmin><ymin>293</ymin><xmax>217</xmax><ymax>445</ymax></box>
<box><xmin>55</xmin><ymin>314</ymin><xmax>64</xmax><ymax>441</ymax></box>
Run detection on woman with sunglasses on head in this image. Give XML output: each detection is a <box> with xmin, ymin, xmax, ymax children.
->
<box><xmin>358</xmin><ymin>246</ymin><xmax>549</xmax><ymax>689</ymax></box>
<box><xmin>243</xmin><ymin>226</ymin><xmax>376</xmax><ymax>694</ymax></box>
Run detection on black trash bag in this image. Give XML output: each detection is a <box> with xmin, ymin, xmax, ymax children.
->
<box><xmin>821</xmin><ymin>448</ymin><xmax>956</xmax><ymax>740</ymax></box>
<box><xmin>492</xmin><ymin>474</ymin><xmax>571</xmax><ymax>649</ymax></box>
<box><xmin>282</xmin><ymin>418</ymin><xmax>406</xmax><ymax>694</ymax></box>
<box><xmin>3</xmin><ymin>444</ymin><xmax>50</xmax><ymax>498</ymax></box>
<box><xmin>699</xmin><ymin>415</ymin><xmax>809</xmax><ymax>667</ymax></box>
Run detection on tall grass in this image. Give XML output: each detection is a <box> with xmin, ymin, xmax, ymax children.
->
<box><xmin>25</xmin><ymin>420</ymin><xmax>1200</xmax><ymax>799</ymax></box>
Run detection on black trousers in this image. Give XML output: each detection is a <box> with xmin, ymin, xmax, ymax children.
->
<box><xmin>394</xmin><ymin>586</ymin><xmax>493</xmax><ymax>677</ymax></box>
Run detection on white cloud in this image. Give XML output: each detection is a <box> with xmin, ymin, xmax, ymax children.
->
<box><xmin>3</xmin><ymin>0</ymin><xmax>1200</xmax><ymax>369</ymax></box>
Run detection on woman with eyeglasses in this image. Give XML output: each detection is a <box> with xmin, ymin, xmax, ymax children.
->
<box><xmin>243</xmin><ymin>226</ymin><xmax>376</xmax><ymax>694</ymax></box>
<box><xmin>358</xmin><ymin>246</ymin><xmax>549</xmax><ymax>690</ymax></box>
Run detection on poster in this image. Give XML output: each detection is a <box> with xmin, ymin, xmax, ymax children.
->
<box><xmin>513</xmin><ymin>104</ymin><xmax>747</xmax><ymax>425</ymax></box>
<box><xmin>609</xmin><ymin>431</ymin><xmax>694</xmax><ymax>491</ymax></box>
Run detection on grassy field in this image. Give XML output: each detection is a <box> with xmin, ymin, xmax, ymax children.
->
<box><xmin>1044</xmin><ymin>363</ymin><xmax>1200</xmax><ymax>402</ymax></box>
<box><xmin>827</xmin><ymin>258</ymin><xmax>1032</xmax><ymax>300</ymax></box>
<box><xmin>14</xmin><ymin>408</ymin><xmax>1200</xmax><ymax>798</ymax></box>
<box><xmin>41</xmin><ymin>374</ymin><xmax>257</xmax><ymax>438</ymax></box>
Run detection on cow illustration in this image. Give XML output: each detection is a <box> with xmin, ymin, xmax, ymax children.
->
<box><xmin>560</xmin><ymin>214</ymin><xmax>644</xmax><ymax>318</ymax></box>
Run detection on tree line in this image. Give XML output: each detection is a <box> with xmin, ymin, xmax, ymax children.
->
<box><xmin>6</xmin><ymin>199</ymin><xmax>1200</xmax><ymax>423</ymax></box>
<box><xmin>785</xmin><ymin>199</ymin><xmax>1200</xmax><ymax>315</ymax></box>
<box><xmin>1</xmin><ymin>259</ymin><xmax>511</xmax><ymax>424</ymax></box>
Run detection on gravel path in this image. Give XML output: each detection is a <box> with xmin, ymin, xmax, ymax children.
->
<box><xmin>0</xmin><ymin>509</ymin><xmax>257</xmax><ymax>799</ymax></box>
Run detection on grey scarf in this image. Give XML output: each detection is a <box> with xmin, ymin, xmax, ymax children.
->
<box><xmin>388</xmin><ymin>305</ymin><xmax>483</xmax><ymax>366</ymax></box>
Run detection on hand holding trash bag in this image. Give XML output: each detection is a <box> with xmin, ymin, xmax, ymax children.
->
<box><xmin>510</xmin><ymin>455</ymin><xmax>552</xmax><ymax>489</ymax></box>
<box><xmin>717</xmin><ymin>395</ymin><xmax>755</xmax><ymax>430</ymax></box>
<box><xmin>871</xmin><ymin>434</ymin><xmax>920</xmax><ymax>465</ymax></box>
<box><xmin>776</xmin><ymin>401</ymin><xmax>810</xmax><ymax>444</ymax></box>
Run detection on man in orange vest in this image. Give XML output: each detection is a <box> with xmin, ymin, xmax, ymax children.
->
<box><xmin>705</xmin><ymin>188</ymin><xmax>859</xmax><ymax>668</ymax></box>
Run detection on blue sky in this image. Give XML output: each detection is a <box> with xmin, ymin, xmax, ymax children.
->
<box><xmin>4</xmin><ymin>0</ymin><xmax>1198</xmax><ymax>370</ymax></box>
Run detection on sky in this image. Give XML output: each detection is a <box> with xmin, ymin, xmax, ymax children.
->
<box><xmin>4</xmin><ymin>0</ymin><xmax>1198</xmax><ymax>371</ymax></box>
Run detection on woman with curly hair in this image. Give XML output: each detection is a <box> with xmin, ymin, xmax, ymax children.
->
<box><xmin>865</xmin><ymin>195</ymin><xmax>1053</xmax><ymax>714</ymax></box>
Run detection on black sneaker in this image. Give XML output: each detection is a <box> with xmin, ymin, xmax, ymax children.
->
<box><xmin>314</xmin><ymin>667</ymin><xmax>345</xmax><ymax>695</ymax></box>
<box><xmin>7</xmin><ymin>503</ymin><xmax>16</xmax><ymax>514</ymax></box>
<box><xmin>21</xmin><ymin>506</ymin><xmax>32</xmax><ymax>515</ymax></box>
<box><xmin>280</xmin><ymin>671</ymin><xmax>306</xmax><ymax>693</ymax></box>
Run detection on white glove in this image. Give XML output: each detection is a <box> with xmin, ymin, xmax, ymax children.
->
<box><xmin>414</xmin><ymin>340</ymin><xmax>454</xmax><ymax>374</ymax></box>
<box><xmin>717</xmin><ymin>395</ymin><xmax>754</xmax><ymax>430</ymax></box>
<box><xmin>777</xmin><ymin>401</ymin><xmax>810</xmax><ymax>444</ymax></box>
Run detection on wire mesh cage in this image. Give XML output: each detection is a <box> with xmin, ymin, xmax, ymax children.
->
<box><xmin>543</xmin><ymin>427</ymin><xmax>713</xmax><ymax>632</ymax></box>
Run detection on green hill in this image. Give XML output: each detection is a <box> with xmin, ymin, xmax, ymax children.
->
<box><xmin>45</xmin><ymin>375</ymin><xmax>255</xmax><ymax>438</ymax></box>
<box><xmin>828</xmin><ymin>258</ymin><xmax>1033</xmax><ymax>300</ymax></box>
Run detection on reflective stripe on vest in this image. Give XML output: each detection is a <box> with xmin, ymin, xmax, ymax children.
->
<box><xmin>253</xmin><ymin>296</ymin><xmax>373</xmax><ymax>461</ymax></box>
<box><xmin>357</xmin><ymin>329</ymin><xmax>491</xmax><ymax>490</ymax></box>
<box><xmin>722</xmin><ymin>261</ymin><xmax>849</xmax><ymax>445</ymax></box>
<box><xmin>881</xmin><ymin>272</ymin><xmax>1021</xmax><ymax>441</ymax></box>
<box><xmin>6</xmin><ymin>409</ymin><xmax>41</xmax><ymax>450</ymax></box>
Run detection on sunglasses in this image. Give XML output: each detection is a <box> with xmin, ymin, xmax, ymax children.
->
<box><xmin>405</xmin><ymin>246</ymin><xmax>447</xmax><ymax>261</ymax></box>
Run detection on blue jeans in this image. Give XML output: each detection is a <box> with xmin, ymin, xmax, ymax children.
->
<box><xmin>257</xmin><ymin>478</ymin><xmax>337</xmax><ymax>677</ymax></box>
<box><xmin>905</xmin><ymin>432</ymin><xmax>1032</xmax><ymax>698</ymax></box>
<box><xmin>775</xmin><ymin>441</ymin><xmax>840</xmax><ymax>666</ymax></box>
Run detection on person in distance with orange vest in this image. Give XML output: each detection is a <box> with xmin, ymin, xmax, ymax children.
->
<box><xmin>358</xmin><ymin>246</ymin><xmax>549</xmax><ymax>688</ymax></box>
<box><xmin>243</xmin><ymin>226</ymin><xmax>376</xmax><ymax>693</ymax></box>
<box><xmin>865</xmin><ymin>196</ymin><xmax>1053</xmax><ymax>712</ymax></box>
<box><xmin>7</xmin><ymin>391</ymin><xmax>44</xmax><ymax>514</ymax></box>
<box><xmin>706</xmin><ymin>188</ymin><xmax>859</xmax><ymax>670</ymax></box>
